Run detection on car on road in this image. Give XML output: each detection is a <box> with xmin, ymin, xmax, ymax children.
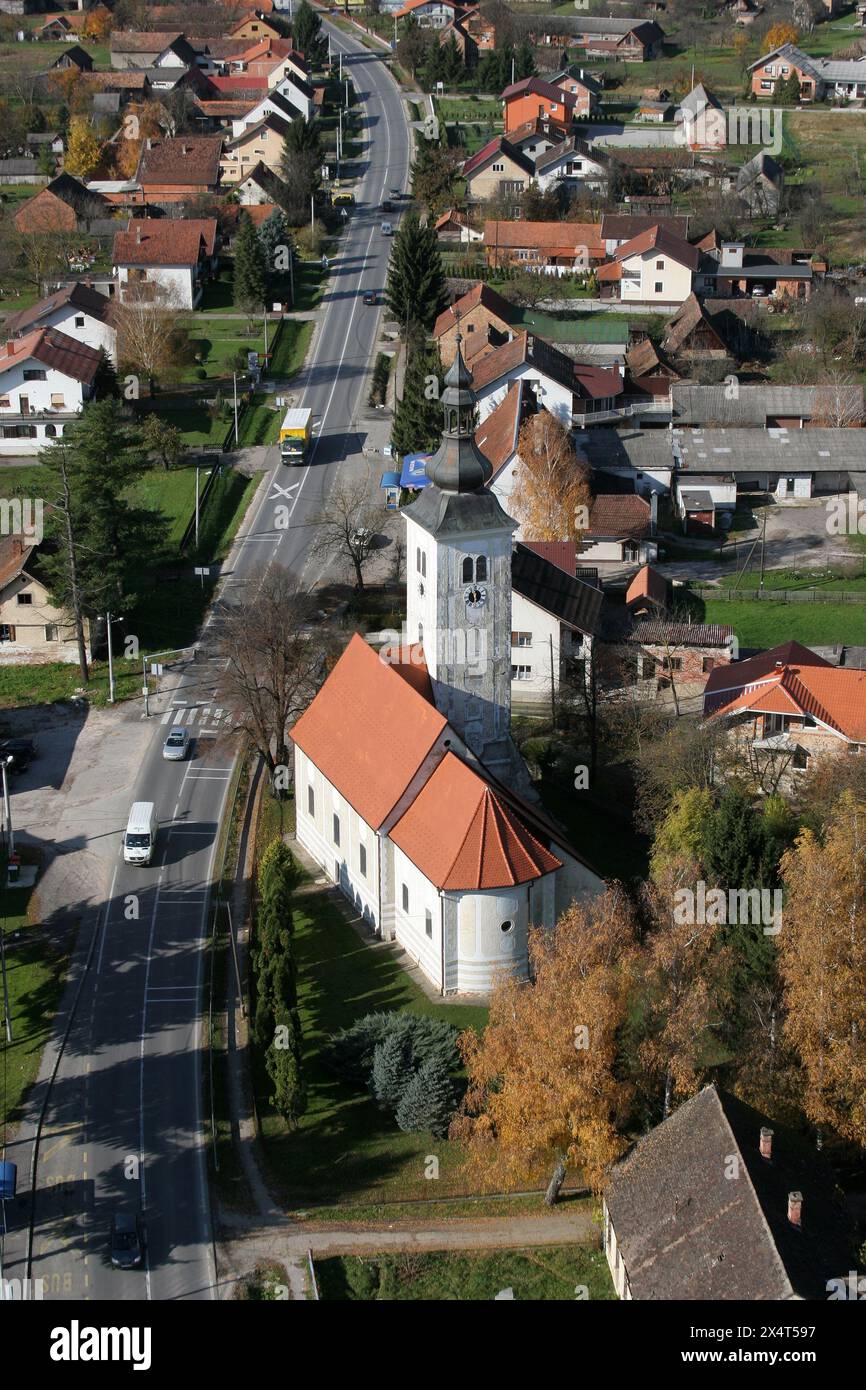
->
<box><xmin>110</xmin><ymin>1212</ymin><xmax>144</xmax><ymax>1270</ymax></box>
<box><xmin>363</xmin><ymin>290</ymin><xmax>379</xmax><ymax>305</ymax></box>
<box><xmin>0</xmin><ymin>738</ymin><xmax>37</xmax><ymax>773</ymax></box>
<box><xmin>380</xmin><ymin>221</ymin><xmax>393</xmax><ymax>236</ymax></box>
<box><xmin>381</xmin><ymin>199</ymin><xmax>393</xmax><ymax>213</ymax></box>
<box><xmin>162</xmin><ymin>726</ymin><xmax>190</xmax><ymax>761</ymax></box>
<box><xmin>389</xmin><ymin>188</ymin><xmax>401</xmax><ymax>200</ymax></box>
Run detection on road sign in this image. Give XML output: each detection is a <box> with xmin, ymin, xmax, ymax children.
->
<box><xmin>248</xmin><ymin>350</ymin><xmax>259</xmax><ymax>370</ymax></box>
<box><xmin>195</xmin><ymin>567</ymin><xmax>210</xmax><ymax>576</ymax></box>
<box><xmin>150</xmin><ymin>662</ymin><xmax>164</xmax><ymax>676</ymax></box>
<box><xmin>340</xmin><ymin>207</ymin><xmax>348</xmax><ymax>220</ymax></box>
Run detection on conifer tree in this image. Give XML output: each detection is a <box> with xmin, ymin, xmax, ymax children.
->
<box><xmin>395</xmin><ymin>1056</ymin><xmax>457</xmax><ymax>1137</ymax></box>
<box><xmin>385</xmin><ymin>209</ymin><xmax>447</xmax><ymax>336</ymax></box>
<box><xmin>267</xmin><ymin>1006</ymin><xmax>306</xmax><ymax>1126</ymax></box>
<box><xmin>370</xmin><ymin>1032</ymin><xmax>414</xmax><ymax>1110</ymax></box>
<box><xmin>391</xmin><ymin>340</ymin><xmax>443</xmax><ymax>457</ymax></box>
<box><xmin>233</xmin><ymin>210</ymin><xmax>268</xmax><ymax>318</ymax></box>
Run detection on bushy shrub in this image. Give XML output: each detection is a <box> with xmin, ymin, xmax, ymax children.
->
<box><xmin>323</xmin><ymin>1011</ymin><xmax>461</xmax><ymax>1134</ymax></box>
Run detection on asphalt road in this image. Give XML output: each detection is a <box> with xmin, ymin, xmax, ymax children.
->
<box><xmin>5</xmin><ymin>24</ymin><xmax>411</xmax><ymax>1303</ymax></box>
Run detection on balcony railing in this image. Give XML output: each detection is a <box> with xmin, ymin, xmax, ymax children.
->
<box><xmin>572</xmin><ymin>396</ymin><xmax>671</xmax><ymax>427</ymax></box>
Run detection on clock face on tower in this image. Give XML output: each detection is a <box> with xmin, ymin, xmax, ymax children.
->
<box><xmin>464</xmin><ymin>585</ymin><xmax>487</xmax><ymax>609</ymax></box>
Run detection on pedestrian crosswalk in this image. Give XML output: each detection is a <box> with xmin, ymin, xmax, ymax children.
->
<box><xmin>161</xmin><ymin>704</ymin><xmax>235</xmax><ymax>733</ymax></box>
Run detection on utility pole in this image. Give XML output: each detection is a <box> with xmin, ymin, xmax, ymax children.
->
<box><xmin>104</xmin><ymin>612</ymin><xmax>116</xmax><ymax>704</ymax></box>
<box><xmin>288</xmin><ymin>248</ymin><xmax>294</xmax><ymax>306</ymax></box>
<box><xmin>1</xmin><ymin>757</ymin><xmax>13</xmax><ymax>861</ymax></box>
<box><xmin>310</xmin><ymin>192</ymin><xmax>315</xmax><ymax>243</ymax></box>
<box><xmin>759</xmin><ymin>507</ymin><xmax>767</xmax><ymax>590</ymax></box>
<box><xmin>232</xmin><ymin>371</ymin><xmax>239</xmax><ymax>447</ymax></box>
<box><xmin>195</xmin><ymin>464</ymin><xmax>201</xmax><ymax>549</ymax></box>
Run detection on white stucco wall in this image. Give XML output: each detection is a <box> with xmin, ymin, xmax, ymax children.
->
<box><xmin>620</xmin><ymin>250</ymin><xmax>693</xmax><ymax>303</ymax></box>
<box><xmin>294</xmin><ymin>745</ymin><xmax>381</xmax><ymax>930</ymax></box>
<box><xmin>476</xmin><ymin>366</ymin><xmax>573</xmax><ymax>430</ymax></box>
<box><xmin>116</xmin><ymin>262</ymin><xmax>196</xmax><ymax>309</ymax></box>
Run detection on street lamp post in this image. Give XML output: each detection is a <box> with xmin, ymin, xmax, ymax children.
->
<box><xmin>232</xmin><ymin>371</ymin><xmax>239</xmax><ymax>447</ymax></box>
<box><xmin>1</xmin><ymin>756</ymin><xmax>13</xmax><ymax>860</ymax></box>
<box><xmin>99</xmin><ymin>611</ymin><xmax>122</xmax><ymax>704</ymax></box>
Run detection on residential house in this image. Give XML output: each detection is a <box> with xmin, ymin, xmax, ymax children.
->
<box><xmin>673</xmin><ymin>472</ymin><xmax>737</xmax><ymax>535</ymax></box>
<box><xmin>570</xmin><ymin>18</ymin><xmax>665</xmax><ymax>62</ymax></box>
<box><xmin>505</xmin><ymin>118</ymin><xmax>567</xmax><ymax>163</ymax></box>
<box><xmin>3</xmin><ymin>282</ymin><xmax>116</xmax><ymax>360</ymax></box>
<box><xmin>736</xmin><ymin>151</ymin><xmax>783</xmax><ymax>216</ymax></box>
<box><xmin>433</xmin><ymin>282</ymin><xmax>517</xmax><ymax>368</ymax></box>
<box><xmin>635</xmin><ymin>99</ymin><xmax>674</xmax><ymax>122</ymax></box>
<box><xmin>510</xmin><ymin>541</ymin><xmax>603</xmax><ymax>707</ymax></box>
<box><xmin>704</xmin><ymin>641</ymin><xmax>866</xmax><ymax>778</ymax></box>
<box><xmin>433</xmin><ymin>208</ymin><xmax>483</xmax><ymax>242</ymax></box>
<box><xmin>471</xmin><ymin>333</ymin><xmax>576</xmax><ymax>429</ymax></box>
<box><xmin>0</xmin><ymin>328</ymin><xmax>104</xmax><ymax>457</ymax></box>
<box><xmin>110</xmin><ymin>30</ymin><xmax>198</xmax><ymax>70</ymax></box>
<box><xmin>501</xmin><ymin>76</ymin><xmax>580</xmax><ymax>135</ymax></box>
<box><xmin>235</xmin><ymin>160</ymin><xmax>290</xmax><ymax>205</ymax></box>
<box><xmin>626</xmin><ymin>621</ymin><xmax>735</xmax><ymax>691</ymax></box>
<box><xmin>600</xmin><ymin>213</ymin><xmax>690</xmax><ymax>256</ymax></box>
<box><xmin>13</xmin><ymin>173</ymin><xmax>109</xmax><ymax>235</ymax></box>
<box><xmin>598</xmin><ymin>224</ymin><xmax>700</xmax><ymax>305</ymax></box>
<box><xmin>392</xmin><ymin>0</ymin><xmax>467</xmax><ymax>27</ymax></box>
<box><xmin>675</xmin><ymin>81</ymin><xmax>725</xmax><ymax>149</ymax></box>
<box><xmin>624</xmin><ymin>338</ymin><xmax>679</xmax><ymax>398</ymax></box>
<box><xmin>604</xmin><ymin>1084</ymin><xmax>855</xmax><ymax>1300</ymax></box>
<box><xmin>226</xmin><ymin>11</ymin><xmax>285</xmax><ymax>41</ymax></box>
<box><xmin>580</xmin><ymin>494</ymin><xmax>658</xmax><ymax>569</ymax></box>
<box><xmin>220</xmin><ymin>111</ymin><xmax>291</xmax><ymax>183</ymax></box>
<box><xmin>49</xmin><ymin>44</ymin><xmax>94</xmax><ymax>73</ymax></box>
<box><xmin>39</xmin><ymin>15</ymin><xmax>79</xmax><ymax>40</ymax></box>
<box><xmin>230</xmin><ymin>87</ymin><xmax>308</xmax><ymax>138</ymax></box>
<box><xmin>748</xmin><ymin>44</ymin><xmax>832</xmax><ymax>101</ymax></box>
<box><xmin>662</xmin><ymin>293</ymin><xmax>741</xmax><ymax>361</ymax></box>
<box><xmin>462</xmin><ymin>136</ymin><xmax>535</xmax><ymax>204</ymax></box>
<box><xmin>135</xmin><ymin>135</ymin><xmax>223</xmax><ymax>203</ymax></box>
<box><xmin>25</xmin><ymin>132</ymin><xmax>65</xmax><ymax>161</ymax></box>
<box><xmin>113</xmin><ymin>218</ymin><xmax>218</xmax><ymax>310</ymax></box>
<box><xmin>476</xmin><ymin>380</ymin><xmax>525</xmax><ymax>508</ymax></box>
<box><xmin>483</xmin><ymin>220</ymin><xmax>605</xmax><ymax>275</ymax></box>
<box><xmin>0</xmin><ymin>533</ymin><xmax>95</xmax><ymax>666</ymax></box>
<box><xmin>548</xmin><ymin>65</ymin><xmax>602</xmax><ymax>116</ymax></box>
<box><xmin>533</xmin><ymin>136</ymin><xmax>613</xmax><ymax>195</ymax></box>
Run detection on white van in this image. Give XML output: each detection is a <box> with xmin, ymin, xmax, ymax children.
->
<box><xmin>123</xmin><ymin>802</ymin><xmax>158</xmax><ymax>866</ymax></box>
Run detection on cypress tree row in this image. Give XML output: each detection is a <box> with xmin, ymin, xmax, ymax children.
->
<box><xmin>252</xmin><ymin>840</ymin><xmax>306</xmax><ymax>1124</ymax></box>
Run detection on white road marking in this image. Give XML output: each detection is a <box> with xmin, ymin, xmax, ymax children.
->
<box><xmin>96</xmin><ymin>864</ymin><xmax>119</xmax><ymax>976</ymax></box>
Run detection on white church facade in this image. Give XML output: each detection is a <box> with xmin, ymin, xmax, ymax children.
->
<box><xmin>290</xmin><ymin>340</ymin><xmax>604</xmax><ymax>995</ymax></box>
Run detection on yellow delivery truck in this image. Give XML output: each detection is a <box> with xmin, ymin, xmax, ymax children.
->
<box><xmin>279</xmin><ymin>407</ymin><xmax>312</xmax><ymax>464</ymax></box>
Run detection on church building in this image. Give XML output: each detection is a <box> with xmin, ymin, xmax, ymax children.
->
<box><xmin>290</xmin><ymin>339</ymin><xmax>603</xmax><ymax>995</ymax></box>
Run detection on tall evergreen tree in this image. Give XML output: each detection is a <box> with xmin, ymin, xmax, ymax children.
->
<box><xmin>385</xmin><ymin>209</ymin><xmax>447</xmax><ymax>336</ymax></box>
<box><xmin>391</xmin><ymin>340</ymin><xmax>443</xmax><ymax>457</ymax></box>
<box><xmin>292</xmin><ymin>0</ymin><xmax>328</xmax><ymax>67</ymax></box>
<box><xmin>370</xmin><ymin>1032</ymin><xmax>414</xmax><ymax>1110</ymax></box>
<box><xmin>514</xmin><ymin>39</ymin><xmax>536</xmax><ymax>81</ymax></box>
<box><xmin>258</xmin><ymin>206</ymin><xmax>293</xmax><ymax>293</ymax></box>
<box><xmin>395</xmin><ymin>1055</ymin><xmax>457</xmax><ymax>1137</ymax></box>
<box><xmin>233</xmin><ymin>210</ymin><xmax>268</xmax><ymax>317</ymax></box>
<box><xmin>267</xmin><ymin>1006</ymin><xmax>306</xmax><ymax>1126</ymax></box>
<box><xmin>278</xmin><ymin>116</ymin><xmax>323</xmax><ymax>217</ymax></box>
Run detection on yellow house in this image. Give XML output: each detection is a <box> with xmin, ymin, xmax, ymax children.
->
<box><xmin>615</xmin><ymin>224</ymin><xmax>700</xmax><ymax>305</ymax></box>
<box><xmin>0</xmin><ymin>533</ymin><xmax>94</xmax><ymax>666</ymax></box>
<box><xmin>228</xmin><ymin>12</ymin><xmax>284</xmax><ymax>42</ymax></box>
<box><xmin>219</xmin><ymin>112</ymin><xmax>290</xmax><ymax>184</ymax></box>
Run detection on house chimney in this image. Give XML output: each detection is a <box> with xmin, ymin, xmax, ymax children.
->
<box><xmin>759</xmin><ymin>1126</ymin><xmax>773</xmax><ymax>1160</ymax></box>
<box><xmin>12</xmin><ymin>537</ymin><xmax>23</xmax><ymax>557</ymax></box>
<box><xmin>649</xmin><ymin>492</ymin><xmax>658</xmax><ymax>534</ymax></box>
<box><xmin>6</xmin><ymin>340</ymin><xmax>14</xmax><ymax>356</ymax></box>
<box><xmin>787</xmin><ymin>1191</ymin><xmax>803</xmax><ymax>1228</ymax></box>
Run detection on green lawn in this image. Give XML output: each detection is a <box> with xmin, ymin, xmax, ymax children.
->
<box><xmin>0</xmin><ymin>655</ymin><xmax>146</xmax><ymax>709</ymax></box>
<box><xmin>269</xmin><ymin>319</ymin><xmax>314</xmax><ymax>379</ymax></box>
<box><xmin>238</xmin><ymin>395</ymin><xmax>281</xmax><ymax>447</ymax></box>
<box><xmin>315</xmin><ymin>1243</ymin><xmax>614</xmax><ymax>1301</ymax></box>
<box><xmin>179</xmin><ymin>318</ymin><xmax>265</xmax><ymax>384</ymax></box>
<box><xmin>156</xmin><ymin>399</ymin><xmax>230</xmax><ymax>448</ymax></box>
<box><xmin>256</xmin><ymin>865</ymin><xmax>488</xmax><ymax>1208</ymax></box>
<box><xmin>703</xmin><ymin>599</ymin><xmax>866</xmax><ymax>647</ymax></box>
<box><xmin>436</xmin><ymin>97</ymin><xmax>502</xmax><ymax>123</ymax></box>
<box><xmin>0</xmin><ymin>875</ymin><xmax>71</xmax><ymax>1129</ymax></box>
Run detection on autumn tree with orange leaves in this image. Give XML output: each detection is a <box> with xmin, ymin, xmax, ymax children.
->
<box><xmin>510</xmin><ymin>411</ymin><xmax>592</xmax><ymax>543</ymax></box>
<box><xmin>779</xmin><ymin>791</ymin><xmax>866</xmax><ymax>1148</ymax></box>
<box><xmin>764</xmin><ymin>22</ymin><xmax>800</xmax><ymax>51</ymax></box>
<box><xmin>636</xmin><ymin>861</ymin><xmax>732</xmax><ymax>1121</ymax></box>
<box><xmin>452</xmin><ymin>888</ymin><xmax>638</xmax><ymax>1200</ymax></box>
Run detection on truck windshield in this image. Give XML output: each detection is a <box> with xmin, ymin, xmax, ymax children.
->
<box><xmin>126</xmin><ymin>834</ymin><xmax>151</xmax><ymax>848</ymax></box>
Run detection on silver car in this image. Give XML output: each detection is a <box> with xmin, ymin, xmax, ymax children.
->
<box><xmin>162</xmin><ymin>726</ymin><xmax>190</xmax><ymax>761</ymax></box>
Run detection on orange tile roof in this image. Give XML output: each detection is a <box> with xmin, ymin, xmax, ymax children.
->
<box><xmin>709</xmin><ymin>663</ymin><xmax>866</xmax><ymax>742</ymax></box>
<box><xmin>0</xmin><ymin>327</ymin><xmax>102</xmax><ymax>384</ymax></box>
<box><xmin>433</xmin><ymin>281</ymin><xmax>516</xmax><ymax>341</ymax></box>
<box><xmin>114</xmin><ymin>217</ymin><xmax>217</xmax><ymax>266</ymax></box>
<box><xmin>390</xmin><ymin>751</ymin><xmax>562</xmax><ymax>891</ymax></box>
<box><xmin>626</xmin><ymin>563</ymin><xmax>668</xmax><ymax>608</ymax></box>
<box><xmin>484</xmin><ymin>219</ymin><xmax>604</xmax><ymax>257</ymax></box>
<box><xmin>0</xmin><ymin>535</ymin><xmax>36</xmax><ymax>593</ymax></box>
<box><xmin>474</xmin><ymin>380</ymin><xmax>522</xmax><ymax>476</ymax></box>
<box><xmin>289</xmin><ymin>634</ymin><xmax>447</xmax><ymax>830</ymax></box>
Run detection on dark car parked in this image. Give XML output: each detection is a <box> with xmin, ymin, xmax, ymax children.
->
<box><xmin>110</xmin><ymin>1212</ymin><xmax>144</xmax><ymax>1270</ymax></box>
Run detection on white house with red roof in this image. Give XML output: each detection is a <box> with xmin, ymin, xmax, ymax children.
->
<box><xmin>113</xmin><ymin>218</ymin><xmax>219</xmax><ymax>309</ymax></box>
<box><xmin>599</xmin><ymin>224</ymin><xmax>701</xmax><ymax>305</ymax></box>
<box><xmin>0</xmin><ymin>328</ymin><xmax>104</xmax><ymax>456</ymax></box>
<box><xmin>290</xmin><ymin>341</ymin><xmax>604</xmax><ymax>994</ymax></box>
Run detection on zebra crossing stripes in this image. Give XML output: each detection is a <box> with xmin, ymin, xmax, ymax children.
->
<box><xmin>160</xmin><ymin>705</ymin><xmax>234</xmax><ymax>731</ymax></box>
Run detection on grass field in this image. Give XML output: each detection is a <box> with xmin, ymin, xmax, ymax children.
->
<box><xmin>315</xmin><ymin>1243</ymin><xmax>613</xmax><ymax>1301</ymax></box>
<box><xmin>269</xmin><ymin>319</ymin><xmax>314</xmax><ymax>379</ymax></box>
<box><xmin>180</xmin><ymin>318</ymin><xmax>265</xmax><ymax>384</ymax></box>
<box><xmin>255</xmin><ymin>869</ymin><xmax>489</xmax><ymax>1209</ymax></box>
<box><xmin>0</xmin><ymin>874</ymin><xmax>71</xmax><ymax>1129</ymax></box>
<box><xmin>238</xmin><ymin>395</ymin><xmax>281</xmax><ymax>446</ymax></box>
<box><xmin>784</xmin><ymin>110</ymin><xmax>866</xmax><ymax>260</ymax></box>
<box><xmin>0</xmin><ymin>654</ymin><xmax>143</xmax><ymax>709</ymax></box>
<box><xmin>703</xmin><ymin>598</ymin><xmax>866</xmax><ymax>646</ymax></box>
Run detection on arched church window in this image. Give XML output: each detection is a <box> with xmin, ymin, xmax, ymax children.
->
<box><xmin>44</xmin><ymin>424</ymin><xmax>56</xmax><ymax>437</ymax></box>
<box><xmin>421</xmin><ymin>550</ymin><xmax>426</xmax><ymax>577</ymax></box>
<box><xmin>461</xmin><ymin>555</ymin><xmax>474</xmax><ymax>583</ymax></box>
<box><xmin>475</xmin><ymin>555</ymin><xmax>487</xmax><ymax>582</ymax></box>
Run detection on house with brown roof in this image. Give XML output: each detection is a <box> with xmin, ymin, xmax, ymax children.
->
<box><xmin>471</xmin><ymin>331</ymin><xmax>623</xmax><ymax>432</ymax></box>
<box><xmin>219</xmin><ymin>111</ymin><xmax>291</xmax><ymax>183</ymax></box>
<box><xmin>0</xmin><ymin>532</ymin><xmax>96</xmax><ymax>666</ymax></box>
<box><xmin>703</xmin><ymin>640</ymin><xmax>866</xmax><ymax>783</ymax></box>
<box><xmin>625</xmin><ymin>563</ymin><xmax>669</xmax><ymax>617</ymax></box>
<box><xmin>110</xmin><ymin>30</ymin><xmax>197</xmax><ymax>70</ymax></box>
<box><xmin>510</xmin><ymin>541</ymin><xmax>603</xmax><ymax>709</ymax></box>
<box><xmin>570</xmin><ymin>17</ymin><xmax>665</xmax><ymax>62</ymax></box>
<box><xmin>501</xmin><ymin>76</ymin><xmax>581</xmax><ymax>134</ymax></box>
<box><xmin>599</xmin><ymin>224</ymin><xmax>701</xmax><ymax>306</ymax></box>
<box><xmin>604</xmin><ymin>1084</ymin><xmax>855</xmax><ymax>1300</ymax></box>
<box><xmin>580</xmin><ymin>493</ymin><xmax>659</xmax><ymax>569</ymax></box>
<box><xmin>483</xmin><ymin>220</ymin><xmax>605</xmax><ymax>275</ymax></box>
<box><xmin>13</xmin><ymin>173</ymin><xmax>109</xmax><ymax>236</ymax></box>
<box><xmin>235</xmin><ymin>161</ymin><xmax>290</xmax><ymax>207</ymax></box>
<box><xmin>433</xmin><ymin>282</ymin><xmax>517</xmax><ymax>368</ymax></box>
<box><xmin>548</xmin><ymin>65</ymin><xmax>602</xmax><ymax>116</ymax></box>
<box><xmin>433</xmin><ymin>208</ymin><xmax>482</xmax><ymax>243</ymax></box>
<box><xmin>113</xmin><ymin>218</ymin><xmax>218</xmax><ymax>309</ymax></box>
<box><xmin>600</xmin><ymin>212</ymin><xmax>690</xmax><ymax>256</ymax></box>
<box><xmin>3</xmin><ymin>282</ymin><xmax>116</xmax><ymax>359</ymax></box>
<box><xmin>624</xmin><ymin>337</ymin><xmax>679</xmax><ymax>397</ymax></box>
<box><xmin>663</xmin><ymin>293</ymin><xmax>739</xmax><ymax>361</ymax></box>
<box><xmin>226</xmin><ymin>10</ymin><xmax>286</xmax><ymax>42</ymax></box>
<box><xmin>291</xmin><ymin>347</ymin><xmax>604</xmax><ymax>994</ymax></box>
<box><xmin>462</xmin><ymin>136</ymin><xmax>534</xmax><ymax>204</ymax></box>
<box><xmin>0</xmin><ymin>328</ymin><xmax>105</xmax><ymax>456</ymax></box>
<box><xmin>626</xmin><ymin>620</ymin><xmax>735</xmax><ymax>693</ymax></box>
<box><xmin>135</xmin><ymin>135</ymin><xmax>223</xmax><ymax>203</ymax></box>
